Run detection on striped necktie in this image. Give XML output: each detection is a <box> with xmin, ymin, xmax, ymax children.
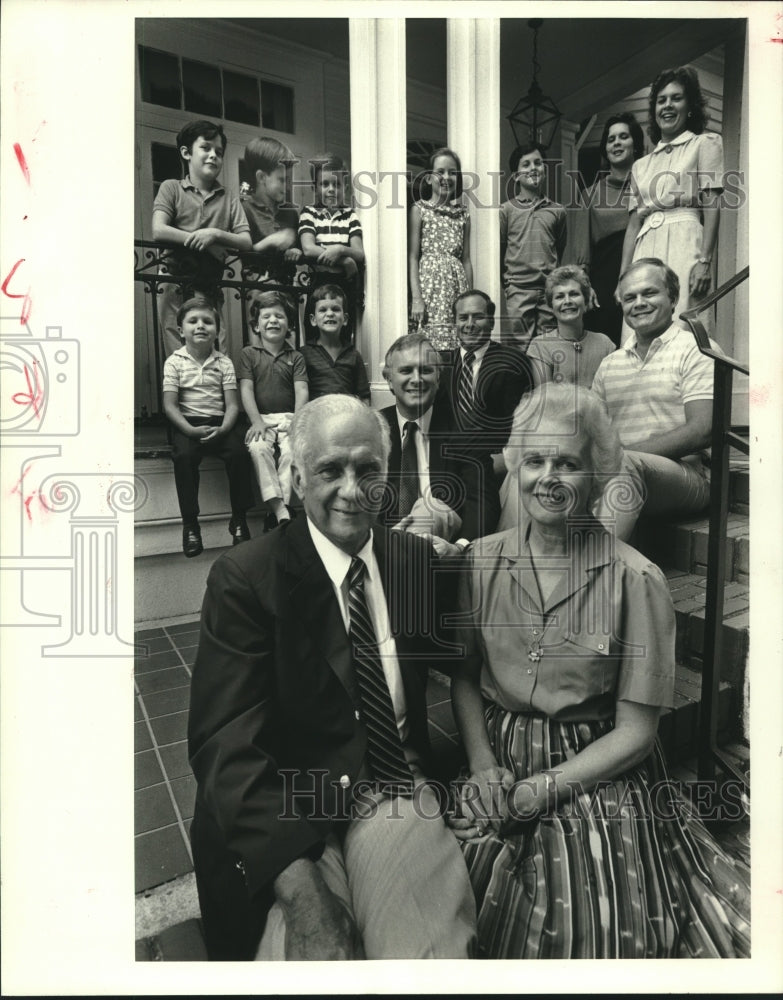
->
<box><xmin>457</xmin><ymin>350</ymin><xmax>475</xmax><ymax>422</ymax></box>
<box><xmin>347</xmin><ymin>556</ymin><xmax>415</xmax><ymax>797</ymax></box>
<box><xmin>398</xmin><ymin>421</ymin><xmax>419</xmax><ymax>519</ymax></box>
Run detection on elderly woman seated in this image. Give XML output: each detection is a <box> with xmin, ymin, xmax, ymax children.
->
<box><xmin>447</xmin><ymin>384</ymin><xmax>749</xmax><ymax>958</ymax></box>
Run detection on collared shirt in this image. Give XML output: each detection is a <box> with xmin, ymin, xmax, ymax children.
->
<box><xmin>591</xmin><ymin>322</ymin><xmax>716</xmax><ymax>466</ymax></box>
<box><xmin>298</xmin><ymin>203</ymin><xmax>362</xmax><ymax>248</ymax></box>
<box><xmin>153</xmin><ymin>177</ymin><xmax>249</xmax><ymax>265</ymax></box>
<box><xmin>236</xmin><ymin>342</ymin><xmax>307</xmax><ymax>413</ymax></box>
<box><xmin>459</xmin><ymin>523</ymin><xmax>676</xmax><ymax>720</ymax></box>
<box><xmin>301</xmin><ymin>343</ymin><xmax>371</xmax><ymax>402</ymax></box>
<box><xmin>162</xmin><ymin>347</ymin><xmax>236</xmax><ymax>417</ymax></box>
<box><xmin>306</xmin><ymin>519</ymin><xmax>412</xmax><ymax>749</ymax></box>
<box><xmin>459</xmin><ymin>340</ymin><xmax>490</xmax><ymax>389</ymax></box>
<box><xmin>628</xmin><ymin>130</ymin><xmax>724</xmax><ymax>219</ymax></box>
<box><xmin>242</xmin><ymin>197</ymin><xmax>298</xmax><ymax>245</ymax></box>
<box><xmin>394</xmin><ymin>405</ymin><xmax>434</xmax><ymax>499</ymax></box>
<box><xmin>500</xmin><ymin>194</ymin><xmax>567</xmax><ymax>285</ymax></box>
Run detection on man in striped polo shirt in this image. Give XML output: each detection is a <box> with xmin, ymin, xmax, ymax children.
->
<box><xmin>592</xmin><ymin>257</ymin><xmax>714</xmax><ymax>541</ymax></box>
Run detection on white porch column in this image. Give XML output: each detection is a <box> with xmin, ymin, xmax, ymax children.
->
<box><xmin>349</xmin><ymin>19</ymin><xmax>408</xmax><ymax>404</ymax></box>
<box><xmin>557</xmin><ymin>119</ymin><xmax>581</xmax><ymax>265</ymax></box>
<box><xmin>557</xmin><ymin>120</ymin><xmax>579</xmax><ymax>200</ymax></box>
<box><xmin>718</xmin><ymin>25</ymin><xmax>749</xmax><ymax>425</ymax></box>
<box><xmin>446</xmin><ymin>18</ymin><xmax>501</xmax><ymax>311</ymax></box>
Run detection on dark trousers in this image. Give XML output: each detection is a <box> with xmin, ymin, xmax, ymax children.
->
<box><xmin>190</xmin><ymin>803</ymin><xmax>271</xmax><ymax>960</ymax></box>
<box><xmin>170</xmin><ymin>417</ymin><xmax>253</xmax><ymax>525</ymax></box>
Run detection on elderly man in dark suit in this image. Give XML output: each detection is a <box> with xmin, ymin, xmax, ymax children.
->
<box><xmin>378</xmin><ymin>333</ymin><xmax>500</xmax><ymax>557</ymax></box>
<box><xmin>188</xmin><ymin>394</ymin><xmax>476</xmax><ymax>961</ymax></box>
<box><xmin>440</xmin><ymin>289</ymin><xmax>534</xmax><ymax>459</ymax></box>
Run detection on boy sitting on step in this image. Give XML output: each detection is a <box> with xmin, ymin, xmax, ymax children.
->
<box><xmin>162</xmin><ymin>298</ymin><xmax>254</xmax><ymax>557</ymax></box>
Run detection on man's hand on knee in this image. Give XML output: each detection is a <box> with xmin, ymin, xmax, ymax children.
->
<box><xmin>269</xmin><ymin>858</ymin><xmax>364</xmax><ymax>961</ymax></box>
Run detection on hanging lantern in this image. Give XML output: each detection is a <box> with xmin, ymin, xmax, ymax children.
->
<box><xmin>506</xmin><ymin>19</ymin><xmax>562</xmax><ymax>150</ymax></box>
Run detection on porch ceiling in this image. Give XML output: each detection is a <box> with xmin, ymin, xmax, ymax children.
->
<box><xmin>222</xmin><ymin>15</ymin><xmax>743</xmax><ymax>121</ymax></box>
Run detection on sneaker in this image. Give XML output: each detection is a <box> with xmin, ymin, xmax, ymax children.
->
<box><xmin>182</xmin><ymin>524</ymin><xmax>203</xmax><ymax>558</ymax></box>
<box><xmin>229</xmin><ymin>516</ymin><xmax>251</xmax><ymax>545</ymax></box>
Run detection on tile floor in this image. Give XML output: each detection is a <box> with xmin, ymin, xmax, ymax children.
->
<box><xmin>135</xmin><ymin>618</ymin><xmax>748</xmax><ymax>961</ymax></box>
<box><xmin>134</xmin><ymin>619</ymin><xmax>462</xmax><ymax>895</ymax></box>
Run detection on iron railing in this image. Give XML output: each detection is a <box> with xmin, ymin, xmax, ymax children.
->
<box><xmin>679</xmin><ymin>265</ymin><xmax>749</xmax><ymax>793</ymax></box>
<box><xmin>134</xmin><ymin>240</ymin><xmax>363</xmax><ymax>414</ymax></box>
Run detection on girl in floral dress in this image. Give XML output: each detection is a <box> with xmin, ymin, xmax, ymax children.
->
<box><xmin>408</xmin><ymin>147</ymin><xmax>473</xmax><ymax>351</ymax></box>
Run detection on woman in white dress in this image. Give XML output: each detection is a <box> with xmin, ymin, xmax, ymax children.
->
<box><xmin>620</xmin><ymin>66</ymin><xmax>724</xmax><ymax>331</ymax></box>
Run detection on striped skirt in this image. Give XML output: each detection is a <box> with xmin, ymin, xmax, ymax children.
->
<box><xmin>460</xmin><ymin>705</ymin><xmax>750</xmax><ymax>958</ymax></box>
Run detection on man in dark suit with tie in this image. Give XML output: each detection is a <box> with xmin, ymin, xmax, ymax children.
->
<box><xmin>379</xmin><ymin>333</ymin><xmax>500</xmax><ymax>557</ymax></box>
<box><xmin>188</xmin><ymin>394</ymin><xmax>476</xmax><ymax>961</ymax></box>
<box><xmin>440</xmin><ymin>289</ymin><xmax>534</xmax><ymax>459</ymax></box>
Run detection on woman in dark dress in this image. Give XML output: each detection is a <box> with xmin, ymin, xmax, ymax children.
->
<box><xmin>572</xmin><ymin>113</ymin><xmax>645</xmax><ymax>345</ymax></box>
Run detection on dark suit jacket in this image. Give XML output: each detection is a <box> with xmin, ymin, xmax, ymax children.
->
<box><xmin>440</xmin><ymin>339</ymin><xmax>534</xmax><ymax>451</ymax></box>
<box><xmin>379</xmin><ymin>400</ymin><xmax>500</xmax><ymax>540</ymax></box>
<box><xmin>187</xmin><ymin>516</ymin><xmax>452</xmax><ymax>959</ymax></box>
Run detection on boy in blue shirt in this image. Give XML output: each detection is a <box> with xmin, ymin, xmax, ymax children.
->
<box><xmin>162</xmin><ymin>298</ymin><xmax>254</xmax><ymax>557</ymax></box>
<box><xmin>153</xmin><ymin>119</ymin><xmax>251</xmax><ymax>357</ymax></box>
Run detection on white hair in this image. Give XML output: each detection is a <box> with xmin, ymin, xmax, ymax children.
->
<box><xmin>289</xmin><ymin>395</ymin><xmax>391</xmax><ymax>478</ymax></box>
<box><xmin>503</xmin><ymin>384</ymin><xmax>622</xmax><ymax>506</ymax></box>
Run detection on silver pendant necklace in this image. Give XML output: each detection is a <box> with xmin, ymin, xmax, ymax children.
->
<box><xmin>527</xmin><ymin>552</ymin><xmax>551</xmax><ymax>663</ymax></box>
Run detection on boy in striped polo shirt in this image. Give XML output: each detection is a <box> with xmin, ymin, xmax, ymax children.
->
<box><xmin>163</xmin><ymin>299</ymin><xmax>254</xmax><ymax>557</ymax></box>
<box><xmin>299</xmin><ymin>153</ymin><xmax>365</xmax><ymax>339</ymax></box>
<box><xmin>592</xmin><ymin>257</ymin><xmax>716</xmax><ymax>541</ymax></box>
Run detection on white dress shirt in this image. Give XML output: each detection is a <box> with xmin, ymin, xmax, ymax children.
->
<box><xmin>459</xmin><ymin>339</ymin><xmax>491</xmax><ymax>389</ymax></box>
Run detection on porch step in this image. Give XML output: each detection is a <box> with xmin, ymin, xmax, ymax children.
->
<box><xmin>648</xmin><ymin>459</ymin><xmax>750</xmax><ymax>759</ymax></box>
<box><xmin>135</xmin><ymin>454</ymin><xmax>273</xmax><ymax>623</ymax></box>
<box><xmin>728</xmin><ymin>463</ymin><xmax>749</xmax><ymax>514</ymax></box>
<box><xmin>664</xmin><ymin>569</ymin><xmax>749</xmax><ymax>688</ymax></box>
<box><xmin>636</xmin><ymin>509</ymin><xmax>748</xmax><ymax>586</ymax></box>
<box><xmin>635</xmin><ymin>460</ymin><xmax>748</xmax><ymax>584</ymax></box>
<box><xmin>658</xmin><ymin>662</ymin><xmax>736</xmax><ymax>765</ymax></box>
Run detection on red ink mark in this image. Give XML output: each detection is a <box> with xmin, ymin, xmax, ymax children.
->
<box><xmin>1</xmin><ymin>258</ymin><xmax>32</xmax><ymax>324</ymax></box>
<box><xmin>13</xmin><ymin>143</ymin><xmax>30</xmax><ymax>185</ymax></box>
<box><xmin>10</xmin><ymin>468</ymin><xmax>50</xmax><ymax>522</ymax></box>
<box><xmin>749</xmin><ymin>385</ymin><xmax>769</xmax><ymax>407</ymax></box>
<box><xmin>770</xmin><ymin>37</ymin><xmax>783</xmax><ymax>43</ymax></box>
<box><xmin>22</xmin><ymin>491</ymin><xmax>51</xmax><ymax>522</ymax></box>
<box><xmin>2</xmin><ymin>257</ymin><xmax>25</xmax><ymax>291</ymax></box>
<box><xmin>11</xmin><ymin>359</ymin><xmax>44</xmax><ymax>419</ymax></box>
<box><xmin>10</xmin><ymin>466</ymin><xmax>33</xmax><ymax>495</ymax></box>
